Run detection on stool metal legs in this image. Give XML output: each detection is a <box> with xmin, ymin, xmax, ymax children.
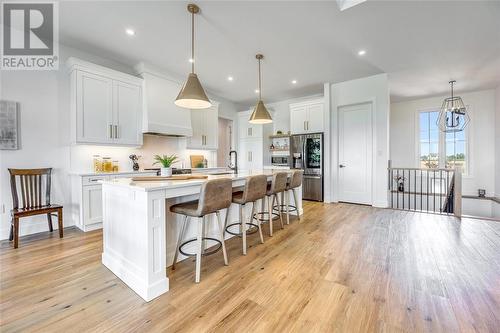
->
<box><xmin>172</xmin><ymin>211</ymin><xmax>228</xmax><ymax>283</ymax></box>
<box><xmin>172</xmin><ymin>215</ymin><xmax>188</xmax><ymax>270</ymax></box>
<box><xmin>240</xmin><ymin>204</ymin><xmax>247</xmax><ymax>255</ymax></box>
<box><xmin>215</xmin><ymin>211</ymin><xmax>228</xmax><ymax>266</ymax></box>
<box><xmin>292</xmin><ymin>188</ymin><xmax>300</xmax><ymax>221</ymax></box>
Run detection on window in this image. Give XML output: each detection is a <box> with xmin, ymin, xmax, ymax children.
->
<box><xmin>418</xmin><ymin>109</ymin><xmax>468</xmax><ymax>174</ymax></box>
<box><xmin>419</xmin><ymin>110</ymin><xmax>440</xmax><ymax>169</ymax></box>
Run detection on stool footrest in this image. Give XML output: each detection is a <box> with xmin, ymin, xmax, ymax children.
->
<box><xmin>179</xmin><ymin>237</ymin><xmax>222</xmax><ymax>257</ymax></box>
<box><xmin>273</xmin><ymin>204</ymin><xmax>297</xmax><ymax>213</ymax></box>
<box><xmin>253</xmin><ymin>211</ymin><xmax>280</xmax><ymax>222</ymax></box>
<box><xmin>225</xmin><ymin>222</ymin><xmax>259</xmax><ymax>237</ymax></box>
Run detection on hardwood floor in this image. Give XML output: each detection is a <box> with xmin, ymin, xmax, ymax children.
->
<box><xmin>1</xmin><ymin>202</ymin><xmax>499</xmax><ymax>332</ymax></box>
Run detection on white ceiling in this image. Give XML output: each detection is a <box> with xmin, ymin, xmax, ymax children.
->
<box><xmin>59</xmin><ymin>1</ymin><xmax>500</xmax><ymax>106</ymax></box>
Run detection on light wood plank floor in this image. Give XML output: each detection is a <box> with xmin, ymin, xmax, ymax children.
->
<box><xmin>1</xmin><ymin>202</ymin><xmax>499</xmax><ymax>332</ymax></box>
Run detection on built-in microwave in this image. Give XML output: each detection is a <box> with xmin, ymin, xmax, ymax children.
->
<box><xmin>271</xmin><ymin>156</ymin><xmax>290</xmax><ymax>167</ymax></box>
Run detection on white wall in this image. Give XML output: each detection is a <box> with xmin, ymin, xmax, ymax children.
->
<box><xmin>495</xmin><ymin>86</ymin><xmax>500</xmax><ymax>199</ymax></box>
<box><xmin>0</xmin><ymin>44</ymin><xmax>237</xmax><ymax>240</ymax></box>
<box><xmin>390</xmin><ymin>89</ymin><xmax>496</xmax><ymax>197</ymax></box>
<box><xmin>327</xmin><ymin>74</ymin><xmax>390</xmax><ymax>207</ymax></box>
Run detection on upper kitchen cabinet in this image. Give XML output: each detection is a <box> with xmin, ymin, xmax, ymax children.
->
<box><xmin>290</xmin><ymin>99</ymin><xmax>325</xmax><ymax>134</ymax></box>
<box><xmin>186</xmin><ymin>103</ymin><xmax>219</xmax><ymax>150</ymax></box>
<box><xmin>238</xmin><ymin>112</ymin><xmax>263</xmax><ymax>139</ymax></box>
<box><xmin>68</xmin><ymin>58</ymin><xmax>143</xmax><ymax>146</ymax></box>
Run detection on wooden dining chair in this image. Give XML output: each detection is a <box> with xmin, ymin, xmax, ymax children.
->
<box><xmin>8</xmin><ymin>168</ymin><xmax>63</xmax><ymax>248</ymax></box>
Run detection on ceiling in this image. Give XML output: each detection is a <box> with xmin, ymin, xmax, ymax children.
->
<box><xmin>59</xmin><ymin>1</ymin><xmax>500</xmax><ymax>106</ymax></box>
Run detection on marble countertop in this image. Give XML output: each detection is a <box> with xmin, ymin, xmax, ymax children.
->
<box><xmin>100</xmin><ymin>169</ymin><xmax>293</xmax><ymax>192</ymax></box>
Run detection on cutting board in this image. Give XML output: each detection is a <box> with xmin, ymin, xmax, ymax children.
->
<box><xmin>190</xmin><ymin>155</ymin><xmax>205</xmax><ymax>168</ymax></box>
<box><xmin>131</xmin><ymin>175</ymin><xmax>208</xmax><ymax>181</ymax></box>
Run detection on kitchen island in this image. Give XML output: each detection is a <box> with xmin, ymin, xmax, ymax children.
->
<box><xmin>100</xmin><ymin>170</ymin><xmax>302</xmax><ymax>302</ymax></box>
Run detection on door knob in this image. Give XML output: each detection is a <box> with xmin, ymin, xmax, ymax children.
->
<box><xmin>339</xmin><ymin>164</ymin><xmax>346</xmax><ymax>168</ymax></box>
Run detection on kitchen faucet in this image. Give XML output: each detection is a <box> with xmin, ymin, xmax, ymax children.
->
<box><xmin>228</xmin><ymin>150</ymin><xmax>238</xmax><ymax>174</ymax></box>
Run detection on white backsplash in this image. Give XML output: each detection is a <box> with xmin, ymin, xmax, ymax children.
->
<box><xmin>70</xmin><ymin>134</ymin><xmax>217</xmax><ymax>173</ymax></box>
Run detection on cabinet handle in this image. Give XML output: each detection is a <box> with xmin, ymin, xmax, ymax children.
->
<box><xmin>303</xmin><ymin>121</ymin><xmax>306</xmax><ymax>131</ymax></box>
<box><xmin>109</xmin><ymin>124</ymin><xmax>113</xmax><ymax>139</ymax></box>
<box><xmin>248</xmin><ymin>127</ymin><xmax>252</xmax><ymax>136</ymax></box>
<box><xmin>248</xmin><ymin>151</ymin><xmax>252</xmax><ymax>162</ymax></box>
<box><xmin>114</xmin><ymin>125</ymin><xmax>118</xmax><ymax>139</ymax></box>
<box><xmin>307</xmin><ymin>121</ymin><xmax>309</xmax><ymax>131</ymax></box>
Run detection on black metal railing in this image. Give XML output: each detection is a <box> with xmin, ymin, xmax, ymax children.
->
<box><xmin>387</xmin><ymin>165</ymin><xmax>457</xmax><ymax>215</ymax></box>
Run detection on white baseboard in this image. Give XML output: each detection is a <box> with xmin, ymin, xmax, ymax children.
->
<box><xmin>373</xmin><ymin>200</ymin><xmax>389</xmax><ymax>208</ymax></box>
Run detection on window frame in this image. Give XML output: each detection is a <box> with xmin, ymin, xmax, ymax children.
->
<box><xmin>415</xmin><ymin>107</ymin><xmax>471</xmax><ymax>176</ymax></box>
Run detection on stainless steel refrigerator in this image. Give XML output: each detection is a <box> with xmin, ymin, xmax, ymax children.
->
<box><xmin>290</xmin><ymin>133</ymin><xmax>323</xmax><ymax>201</ymax></box>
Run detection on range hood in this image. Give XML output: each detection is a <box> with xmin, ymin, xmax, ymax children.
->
<box><xmin>135</xmin><ymin>63</ymin><xmax>193</xmax><ymax>137</ymax></box>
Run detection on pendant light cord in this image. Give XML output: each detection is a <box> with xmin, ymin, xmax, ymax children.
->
<box><xmin>191</xmin><ymin>10</ymin><xmax>195</xmax><ymax>73</ymax></box>
<box><xmin>258</xmin><ymin>58</ymin><xmax>262</xmax><ymax>100</ymax></box>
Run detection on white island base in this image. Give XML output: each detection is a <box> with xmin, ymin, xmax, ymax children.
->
<box><xmin>101</xmin><ymin>171</ymin><xmax>302</xmax><ymax>302</ymax></box>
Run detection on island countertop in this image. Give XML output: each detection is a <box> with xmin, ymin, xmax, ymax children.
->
<box><xmin>100</xmin><ymin>169</ymin><xmax>292</xmax><ymax>192</ymax></box>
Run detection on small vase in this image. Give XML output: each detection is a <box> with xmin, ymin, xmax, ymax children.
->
<box><xmin>160</xmin><ymin>167</ymin><xmax>172</xmax><ymax>177</ymax></box>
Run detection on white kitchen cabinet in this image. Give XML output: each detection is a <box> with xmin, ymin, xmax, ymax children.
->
<box><xmin>68</xmin><ymin>57</ymin><xmax>143</xmax><ymax>146</ymax></box>
<box><xmin>75</xmin><ymin>71</ymin><xmax>113</xmax><ymax>144</ymax></box>
<box><xmin>290</xmin><ymin>99</ymin><xmax>324</xmax><ymax>134</ymax></box>
<box><xmin>83</xmin><ymin>184</ymin><xmax>103</xmax><ymax>227</ymax></box>
<box><xmin>71</xmin><ymin>171</ymin><xmax>157</xmax><ymax>232</ymax></box>
<box><xmin>186</xmin><ymin>104</ymin><xmax>218</xmax><ymax>150</ymax></box>
<box><xmin>113</xmin><ymin>80</ymin><xmax>142</xmax><ymax>145</ymax></box>
<box><xmin>239</xmin><ymin>138</ymin><xmax>263</xmax><ymax>171</ymax></box>
<box><xmin>238</xmin><ymin>112</ymin><xmax>263</xmax><ymax>139</ymax></box>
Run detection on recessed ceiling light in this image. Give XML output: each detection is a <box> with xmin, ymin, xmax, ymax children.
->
<box><xmin>189</xmin><ymin>58</ymin><xmax>194</xmax><ymax>63</ymax></box>
<box><xmin>227</xmin><ymin>76</ymin><xmax>234</xmax><ymax>81</ymax></box>
<box><xmin>254</xmin><ymin>89</ymin><xmax>260</xmax><ymax>94</ymax></box>
<box><xmin>358</xmin><ymin>50</ymin><xmax>366</xmax><ymax>56</ymax></box>
<box><xmin>291</xmin><ymin>80</ymin><xmax>297</xmax><ymax>84</ymax></box>
<box><xmin>125</xmin><ymin>28</ymin><xmax>135</xmax><ymax>36</ymax></box>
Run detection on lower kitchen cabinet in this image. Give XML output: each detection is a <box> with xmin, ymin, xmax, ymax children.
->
<box><xmin>71</xmin><ymin>172</ymin><xmax>156</xmax><ymax>231</ymax></box>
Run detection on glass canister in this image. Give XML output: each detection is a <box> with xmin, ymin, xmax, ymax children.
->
<box><xmin>102</xmin><ymin>157</ymin><xmax>113</xmax><ymax>172</ymax></box>
<box><xmin>112</xmin><ymin>160</ymin><xmax>119</xmax><ymax>172</ymax></box>
<box><xmin>93</xmin><ymin>155</ymin><xmax>102</xmax><ymax>173</ymax></box>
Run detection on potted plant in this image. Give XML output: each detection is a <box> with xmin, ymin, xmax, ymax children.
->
<box><xmin>153</xmin><ymin>154</ymin><xmax>179</xmax><ymax>177</ymax></box>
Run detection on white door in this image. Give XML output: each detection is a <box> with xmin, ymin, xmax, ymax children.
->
<box><xmin>76</xmin><ymin>71</ymin><xmax>113</xmax><ymax>144</ymax></box>
<box><xmin>290</xmin><ymin>106</ymin><xmax>308</xmax><ymax>134</ymax></box>
<box><xmin>306</xmin><ymin>103</ymin><xmax>324</xmax><ymax>133</ymax></box>
<box><xmin>338</xmin><ymin>103</ymin><xmax>373</xmax><ymax>205</ymax></box>
<box><xmin>113</xmin><ymin>80</ymin><xmax>142</xmax><ymax>145</ymax></box>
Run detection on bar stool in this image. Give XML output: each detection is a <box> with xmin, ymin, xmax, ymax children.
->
<box><xmin>170</xmin><ymin>178</ymin><xmax>232</xmax><ymax>283</ymax></box>
<box><xmin>274</xmin><ymin>169</ymin><xmax>303</xmax><ymax>225</ymax></box>
<box><xmin>255</xmin><ymin>172</ymin><xmax>288</xmax><ymax>237</ymax></box>
<box><xmin>225</xmin><ymin>175</ymin><xmax>267</xmax><ymax>255</ymax></box>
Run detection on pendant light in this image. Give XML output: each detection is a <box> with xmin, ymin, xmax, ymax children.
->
<box><xmin>175</xmin><ymin>4</ymin><xmax>211</xmax><ymax>109</ymax></box>
<box><xmin>437</xmin><ymin>80</ymin><xmax>470</xmax><ymax>133</ymax></box>
<box><xmin>249</xmin><ymin>54</ymin><xmax>272</xmax><ymax>124</ymax></box>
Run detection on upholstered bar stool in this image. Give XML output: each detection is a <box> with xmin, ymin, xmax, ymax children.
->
<box><xmin>255</xmin><ymin>172</ymin><xmax>288</xmax><ymax>237</ymax></box>
<box><xmin>275</xmin><ymin>169</ymin><xmax>303</xmax><ymax>225</ymax></box>
<box><xmin>170</xmin><ymin>178</ymin><xmax>232</xmax><ymax>283</ymax></box>
<box><xmin>225</xmin><ymin>175</ymin><xmax>267</xmax><ymax>255</ymax></box>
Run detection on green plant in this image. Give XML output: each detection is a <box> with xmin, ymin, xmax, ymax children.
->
<box><xmin>153</xmin><ymin>154</ymin><xmax>179</xmax><ymax>168</ymax></box>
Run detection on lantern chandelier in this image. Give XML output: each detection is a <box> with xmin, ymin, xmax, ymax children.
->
<box><xmin>437</xmin><ymin>80</ymin><xmax>470</xmax><ymax>133</ymax></box>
